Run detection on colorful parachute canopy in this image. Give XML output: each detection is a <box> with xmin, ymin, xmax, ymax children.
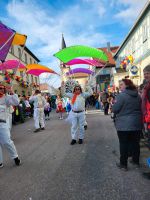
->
<box><xmin>26</xmin><ymin>64</ymin><xmax>51</xmax><ymax>71</ymax></box>
<box><xmin>66</xmin><ymin>68</ymin><xmax>93</xmax><ymax>76</ymax></box>
<box><xmin>27</xmin><ymin>69</ymin><xmax>56</xmax><ymax>76</ymax></box>
<box><xmin>54</xmin><ymin>45</ymin><xmax>108</xmax><ymax>63</ymax></box>
<box><xmin>26</xmin><ymin>64</ymin><xmax>58</xmax><ymax>76</ymax></box>
<box><xmin>0</xmin><ymin>21</ymin><xmax>15</xmax><ymax>62</ymax></box>
<box><xmin>0</xmin><ymin>60</ymin><xmax>25</xmax><ymax>70</ymax></box>
<box><xmin>66</xmin><ymin>58</ymin><xmax>104</xmax><ymax>67</ymax></box>
<box><xmin>12</xmin><ymin>33</ymin><xmax>27</xmax><ymax>46</ymax></box>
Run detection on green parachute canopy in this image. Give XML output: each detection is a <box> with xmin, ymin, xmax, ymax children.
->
<box><xmin>54</xmin><ymin>45</ymin><xmax>108</xmax><ymax>63</ymax></box>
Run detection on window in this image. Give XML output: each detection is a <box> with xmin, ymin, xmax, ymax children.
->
<box><xmin>143</xmin><ymin>23</ymin><xmax>148</xmax><ymax>43</ymax></box>
<box><xmin>30</xmin><ymin>58</ymin><xmax>32</xmax><ymax>64</ymax></box>
<box><xmin>10</xmin><ymin>46</ymin><xmax>14</xmax><ymax>54</ymax></box>
<box><xmin>20</xmin><ymin>71</ymin><xmax>23</xmax><ymax>77</ymax></box>
<box><xmin>35</xmin><ymin>77</ymin><xmax>38</xmax><ymax>84</ymax></box>
<box><xmin>24</xmin><ymin>53</ymin><xmax>27</xmax><ymax>64</ymax></box>
<box><xmin>26</xmin><ymin>74</ymin><xmax>29</xmax><ymax>82</ymax></box>
<box><xmin>31</xmin><ymin>75</ymin><xmax>34</xmax><ymax>83</ymax></box>
<box><xmin>132</xmin><ymin>37</ymin><xmax>135</xmax><ymax>53</ymax></box>
<box><xmin>18</xmin><ymin>48</ymin><xmax>21</xmax><ymax>59</ymax></box>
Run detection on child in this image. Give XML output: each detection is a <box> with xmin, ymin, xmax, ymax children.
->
<box><xmin>56</xmin><ymin>95</ymin><xmax>64</xmax><ymax>119</ymax></box>
<box><xmin>44</xmin><ymin>100</ymin><xmax>51</xmax><ymax>120</ymax></box>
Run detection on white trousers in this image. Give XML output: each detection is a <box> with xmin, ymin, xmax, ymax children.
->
<box><xmin>0</xmin><ymin>123</ymin><xmax>18</xmax><ymax>163</ymax></box>
<box><xmin>71</xmin><ymin>112</ymin><xmax>85</xmax><ymax>140</ymax></box>
<box><xmin>34</xmin><ymin>108</ymin><xmax>45</xmax><ymax>129</ymax></box>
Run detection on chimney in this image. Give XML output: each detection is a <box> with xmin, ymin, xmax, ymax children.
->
<box><xmin>107</xmin><ymin>42</ymin><xmax>111</xmax><ymax>52</ymax></box>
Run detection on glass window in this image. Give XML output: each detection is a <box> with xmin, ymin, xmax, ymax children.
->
<box><xmin>30</xmin><ymin>58</ymin><xmax>32</xmax><ymax>64</ymax></box>
<box><xmin>143</xmin><ymin>23</ymin><xmax>147</xmax><ymax>42</ymax></box>
<box><xmin>35</xmin><ymin>77</ymin><xmax>38</xmax><ymax>84</ymax></box>
<box><xmin>18</xmin><ymin>48</ymin><xmax>21</xmax><ymax>59</ymax></box>
<box><xmin>20</xmin><ymin>71</ymin><xmax>23</xmax><ymax>77</ymax></box>
<box><xmin>132</xmin><ymin>37</ymin><xmax>135</xmax><ymax>53</ymax></box>
<box><xmin>24</xmin><ymin>53</ymin><xmax>27</xmax><ymax>64</ymax></box>
<box><xmin>31</xmin><ymin>75</ymin><xmax>34</xmax><ymax>83</ymax></box>
<box><xmin>10</xmin><ymin>46</ymin><xmax>14</xmax><ymax>54</ymax></box>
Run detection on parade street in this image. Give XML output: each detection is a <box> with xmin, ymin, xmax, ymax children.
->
<box><xmin>0</xmin><ymin>110</ymin><xmax>150</xmax><ymax>200</ymax></box>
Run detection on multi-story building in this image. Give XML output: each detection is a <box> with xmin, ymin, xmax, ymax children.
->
<box><xmin>4</xmin><ymin>45</ymin><xmax>40</xmax><ymax>96</ymax></box>
<box><xmin>114</xmin><ymin>1</ymin><xmax>150</xmax><ymax>86</ymax></box>
<box><xmin>90</xmin><ymin>46</ymin><xmax>119</xmax><ymax>92</ymax></box>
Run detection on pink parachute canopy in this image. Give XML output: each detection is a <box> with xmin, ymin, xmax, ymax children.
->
<box><xmin>66</xmin><ymin>68</ymin><xmax>94</xmax><ymax>76</ymax></box>
<box><xmin>27</xmin><ymin>69</ymin><xmax>57</xmax><ymax>76</ymax></box>
<box><xmin>0</xmin><ymin>60</ymin><xmax>25</xmax><ymax>70</ymax></box>
<box><xmin>66</xmin><ymin>58</ymin><xmax>104</xmax><ymax>67</ymax></box>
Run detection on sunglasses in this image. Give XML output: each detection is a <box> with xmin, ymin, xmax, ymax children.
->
<box><xmin>75</xmin><ymin>88</ymin><xmax>80</xmax><ymax>91</ymax></box>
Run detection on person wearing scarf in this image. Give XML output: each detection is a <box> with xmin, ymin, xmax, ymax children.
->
<box><xmin>0</xmin><ymin>84</ymin><xmax>21</xmax><ymax>168</ymax></box>
<box><xmin>61</xmin><ymin>81</ymin><xmax>93</xmax><ymax>145</ymax></box>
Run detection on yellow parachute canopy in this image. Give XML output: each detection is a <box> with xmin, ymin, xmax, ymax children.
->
<box><xmin>12</xmin><ymin>33</ymin><xmax>27</xmax><ymax>46</ymax></box>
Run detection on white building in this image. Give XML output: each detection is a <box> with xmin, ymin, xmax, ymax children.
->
<box><xmin>4</xmin><ymin>45</ymin><xmax>40</xmax><ymax>96</ymax></box>
<box><xmin>114</xmin><ymin>1</ymin><xmax>150</xmax><ymax>86</ymax></box>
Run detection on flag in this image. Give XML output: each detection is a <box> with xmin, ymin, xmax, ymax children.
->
<box><xmin>0</xmin><ymin>21</ymin><xmax>15</xmax><ymax>62</ymax></box>
<box><xmin>12</xmin><ymin>33</ymin><xmax>27</xmax><ymax>46</ymax></box>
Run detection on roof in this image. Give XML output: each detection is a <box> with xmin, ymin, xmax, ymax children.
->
<box><xmin>114</xmin><ymin>0</ymin><xmax>150</xmax><ymax>58</ymax></box>
<box><xmin>61</xmin><ymin>34</ymin><xmax>67</xmax><ymax>49</ymax></box>
<box><xmin>39</xmin><ymin>83</ymin><xmax>49</xmax><ymax>91</ymax></box>
<box><xmin>95</xmin><ymin>46</ymin><xmax>119</xmax><ymax>67</ymax></box>
<box><xmin>67</xmin><ymin>73</ymin><xmax>89</xmax><ymax>78</ymax></box>
<box><xmin>24</xmin><ymin>46</ymin><xmax>40</xmax><ymax>62</ymax></box>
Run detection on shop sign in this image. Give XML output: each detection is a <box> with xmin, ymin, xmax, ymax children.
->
<box><xmin>130</xmin><ymin>65</ymin><xmax>138</xmax><ymax>75</ymax></box>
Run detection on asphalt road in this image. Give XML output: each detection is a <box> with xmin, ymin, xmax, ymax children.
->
<box><xmin>0</xmin><ymin>110</ymin><xmax>150</xmax><ymax>200</ymax></box>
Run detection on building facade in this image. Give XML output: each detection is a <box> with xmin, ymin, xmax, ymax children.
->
<box><xmin>2</xmin><ymin>45</ymin><xmax>40</xmax><ymax>96</ymax></box>
<box><xmin>114</xmin><ymin>1</ymin><xmax>150</xmax><ymax>86</ymax></box>
<box><xmin>90</xmin><ymin>46</ymin><xmax>119</xmax><ymax>92</ymax></box>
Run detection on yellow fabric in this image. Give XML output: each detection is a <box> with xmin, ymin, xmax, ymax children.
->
<box><xmin>26</xmin><ymin>64</ymin><xmax>54</xmax><ymax>72</ymax></box>
<box><xmin>12</xmin><ymin>33</ymin><xmax>27</xmax><ymax>46</ymax></box>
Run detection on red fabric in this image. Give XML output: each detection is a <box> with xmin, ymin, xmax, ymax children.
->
<box><xmin>71</xmin><ymin>94</ymin><xmax>79</xmax><ymax>104</ymax></box>
<box><xmin>145</xmin><ymin>100</ymin><xmax>150</xmax><ymax>122</ymax></box>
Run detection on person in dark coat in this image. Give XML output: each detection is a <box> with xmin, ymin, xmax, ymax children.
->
<box><xmin>101</xmin><ymin>90</ymin><xmax>109</xmax><ymax>115</ymax></box>
<box><xmin>112</xmin><ymin>79</ymin><xmax>142</xmax><ymax>171</ymax></box>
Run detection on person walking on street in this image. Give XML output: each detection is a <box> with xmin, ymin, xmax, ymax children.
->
<box><xmin>29</xmin><ymin>90</ymin><xmax>46</xmax><ymax>132</ymax></box>
<box><xmin>112</xmin><ymin>79</ymin><xmax>142</xmax><ymax>171</ymax></box>
<box><xmin>0</xmin><ymin>84</ymin><xmax>21</xmax><ymax>168</ymax></box>
<box><xmin>101</xmin><ymin>90</ymin><xmax>109</xmax><ymax>115</ymax></box>
<box><xmin>61</xmin><ymin>81</ymin><xmax>93</xmax><ymax>145</ymax></box>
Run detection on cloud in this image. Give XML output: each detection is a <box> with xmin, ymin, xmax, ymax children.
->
<box><xmin>114</xmin><ymin>0</ymin><xmax>148</xmax><ymax>24</ymax></box>
<box><xmin>2</xmin><ymin>0</ymin><xmax>110</xmax><ymax>87</ymax></box>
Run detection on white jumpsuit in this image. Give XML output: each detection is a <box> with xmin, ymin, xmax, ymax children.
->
<box><xmin>29</xmin><ymin>94</ymin><xmax>46</xmax><ymax>129</ymax></box>
<box><xmin>0</xmin><ymin>94</ymin><xmax>19</xmax><ymax>164</ymax></box>
<box><xmin>64</xmin><ymin>86</ymin><xmax>93</xmax><ymax>140</ymax></box>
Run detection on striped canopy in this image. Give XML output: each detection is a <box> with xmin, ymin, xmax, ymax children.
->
<box><xmin>54</xmin><ymin>45</ymin><xmax>108</xmax><ymax>63</ymax></box>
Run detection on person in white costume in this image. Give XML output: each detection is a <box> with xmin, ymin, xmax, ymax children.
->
<box><xmin>62</xmin><ymin>81</ymin><xmax>93</xmax><ymax>145</ymax></box>
<box><xmin>0</xmin><ymin>84</ymin><xmax>21</xmax><ymax>168</ymax></box>
<box><xmin>29</xmin><ymin>90</ymin><xmax>46</xmax><ymax>132</ymax></box>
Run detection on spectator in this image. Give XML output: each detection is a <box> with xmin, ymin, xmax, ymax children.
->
<box><xmin>44</xmin><ymin>99</ymin><xmax>51</xmax><ymax>120</ymax></box>
<box><xmin>112</xmin><ymin>79</ymin><xmax>142</xmax><ymax>171</ymax></box>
